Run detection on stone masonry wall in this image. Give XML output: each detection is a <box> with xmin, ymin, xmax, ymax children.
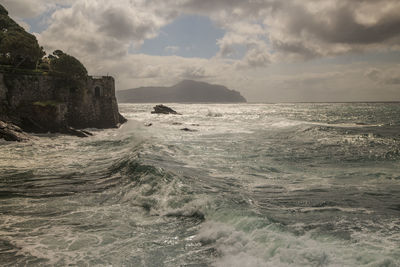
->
<box><xmin>67</xmin><ymin>76</ymin><xmax>122</xmax><ymax>129</ymax></box>
<box><xmin>0</xmin><ymin>73</ymin><xmax>7</xmax><ymax>119</ymax></box>
<box><xmin>0</xmin><ymin>72</ymin><xmax>125</xmax><ymax>131</ymax></box>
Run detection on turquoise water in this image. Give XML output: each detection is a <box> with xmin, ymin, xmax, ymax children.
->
<box><xmin>1</xmin><ymin>103</ymin><xmax>399</xmax><ymax>266</ymax></box>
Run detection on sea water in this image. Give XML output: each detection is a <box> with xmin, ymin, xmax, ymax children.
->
<box><xmin>0</xmin><ymin>103</ymin><xmax>399</xmax><ymax>266</ymax></box>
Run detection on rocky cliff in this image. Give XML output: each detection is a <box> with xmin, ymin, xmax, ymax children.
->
<box><xmin>0</xmin><ymin>72</ymin><xmax>126</xmax><ymax>138</ymax></box>
<box><xmin>117</xmin><ymin>80</ymin><xmax>247</xmax><ymax>103</ymax></box>
<box><xmin>0</xmin><ymin>3</ymin><xmax>126</xmax><ymax>141</ymax></box>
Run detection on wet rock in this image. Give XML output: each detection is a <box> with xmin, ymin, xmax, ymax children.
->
<box><xmin>118</xmin><ymin>114</ymin><xmax>128</xmax><ymax>124</ymax></box>
<box><xmin>165</xmin><ymin>209</ymin><xmax>205</xmax><ymax>221</ymax></box>
<box><xmin>151</xmin><ymin>104</ymin><xmax>181</xmax><ymax>115</ymax></box>
<box><xmin>64</xmin><ymin>127</ymin><xmax>92</xmax><ymax>138</ymax></box>
<box><xmin>181</xmin><ymin>127</ymin><xmax>197</xmax><ymax>132</ymax></box>
<box><xmin>0</xmin><ymin>120</ymin><xmax>31</xmax><ymax>142</ymax></box>
<box><xmin>81</xmin><ymin>130</ymin><xmax>93</xmax><ymax>136</ymax></box>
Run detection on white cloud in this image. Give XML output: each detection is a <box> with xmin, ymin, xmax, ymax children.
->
<box><xmin>36</xmin><ymin>0</ymin><xmax>175</xmax><ymax>60</ymax></box>
<box><xmin>0</xmin><ymin>0</ymin><xmax>73</xmax><ymax>18</ymax></box>
<box><xmin>164</xmin><ymin>46</ymin><xmax>180</xmax><ymax>54</ymax></box>
<box><xmin>180</xmin><ymin>66</ymin><xmax>208</xmax><ymax>80</ymax></box>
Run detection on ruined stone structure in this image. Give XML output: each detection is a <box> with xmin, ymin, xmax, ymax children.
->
<box><xmin>68</xmin><ymin>75</ymin><xmax>124</xmax><ymax>129</ymax></box>
<box><xmin>0</xmin><ymin>72</ymin><xmax>126</xmax><ymax>134</ymax></box>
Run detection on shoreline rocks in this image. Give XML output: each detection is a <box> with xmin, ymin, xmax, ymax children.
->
<box><xmin>0</xmin><ymin>120</ymin><xmax>31</xmax><ymax>142</ymax></box>
<box><xmin>0</xmin><ymin>120</ymin><xmax>95</xmax><ymax>142</ymax></box>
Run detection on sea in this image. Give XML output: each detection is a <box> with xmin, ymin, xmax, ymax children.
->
<box><xmin>0</xmin><ymin>103</ymin><xmax>399</xmax><ymax>266</ymax></box>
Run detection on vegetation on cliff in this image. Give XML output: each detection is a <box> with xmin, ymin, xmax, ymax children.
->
<box><xmin>48</xmin><ymin>50</ymin><xmax>88</xmax><ymax>80</ymax></box>
<box><xmin>0</xmin><ymin>4</ymin><xmax>87</xmax><ymax>83</ymax></box>
<box><xmin>0</xmin><ymin>5</ymin><xmax>45</xmax><ymax>69</ymax></box>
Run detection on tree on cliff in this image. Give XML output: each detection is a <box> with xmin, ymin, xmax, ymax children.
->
<box><xmin>49</xmin><ymin>50</ymin><xmax>88</xmax><ymax>81</ymax></box>
<box><xmin>0</xmin><ymin>4</ymin><xmax>45</xmax><ymax>69</ymax></box>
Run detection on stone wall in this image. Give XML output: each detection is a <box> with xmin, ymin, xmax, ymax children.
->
<box><xmin>0</xmin><ymin>73</ymin><xmax>7</xmax><ymax>119</ymax></box>
<box><xmin>67</xmin><ymin>76</ymin><xmax>122</xmax><ymax>129</ymax></box>
<box><xmin>3</xmin><ymin>74</ymin><xmax>57</xmax><ymax>110</ymax></box>
<box><xmin>0</xmin><ymin>72</ymin><xmax>125</xmax><ymax>132</ymax></box>
<box><xmin>0</xmin><ymin>73</ymin><xmax>6</xmax><ymax>100</ymax></box>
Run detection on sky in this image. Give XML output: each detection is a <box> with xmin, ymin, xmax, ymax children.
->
<box><xmin>1</xmin><ymin>0</ymin><xmax>400</xmax><ymax>102</ymax></box>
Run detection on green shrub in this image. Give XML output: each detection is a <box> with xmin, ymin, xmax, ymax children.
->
<box><xmin>33</xmin><ymin>100</ymin><xmax>61</xmax><ymax>108</ymax></box>
<box><xmin>0</xmin><ymin>4</ymin><xmax>45</xmax><ymax>69</ymax></box>
<box><xmin>49</xmin><ymin>50</ymin><xmax>87</xmax><ymax>81</ymax></box>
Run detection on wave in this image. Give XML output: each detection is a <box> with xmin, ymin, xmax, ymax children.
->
<box><xmin>107</xmin><ymin>155</ymin><xmax>208</xmax><ymax>221</ymax></box>
<box><xmin>207</xmin><ymin>110</ymin><xmax>223</xmax><ymax>117</ymax></box>
<box><xmin>281</xmin><ymin>124</ymin><xmax>400</xmax><ymax>162</ymax></box>
<box><xmin>195</xmin><ymin>215</ymin><xmax>400</xmax><ymax>267</ymax></box>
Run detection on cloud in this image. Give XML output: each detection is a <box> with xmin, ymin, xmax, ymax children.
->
<box><xmin>365</xmin><ymin>69</ymin><xmax>382</xmax><ymax>81</ymax></box>
<box><xmin>8</xmin><ymin>0</ymin><xmax>400</xmax><ymax>65</ymax></box>
<box><xmin>2</xmin><ymin>0</ymin><xmax>400</xmax><ymax>101</ymax></box>
<box><xmin>36</xmin><ymin>0</ymin><xmax>177</xmax><ymax>59</ymax></box>
<box><xmin>1</xmin><ymin>0</ymin><xmax>73</xmax><ymax>18</ymax></box>
<box><xmin>365</xmin><ymin>68</ymin><xmax>400</xmax><ymax>85</ymax></box>
<box><xmin>235</xmin><ymin>42</ymin><xmax>271</xmax><ymax>68</ymax></box>
<box><xmin>265</xmin><ymin>0</ymin><xmax>400</xmax><ymax>59</ymax></box>
<box><xmin>180</xmin><ymin>66</ymin><xmax>208</xmax><ymax>79</ymax></box>
<box><xmin>1</xmin><ymin>0</ymin><xmax>50</xmax><ymax>18</ymax></box>
<box><xmin>165</xmin><ymin>46</ymin><xmax>180</xmax><ymax>54</ymax></box>
<box><xmin>180</xmin><ymin>0</ymin><xmax>400</xmax><ymax>60</ymax></box>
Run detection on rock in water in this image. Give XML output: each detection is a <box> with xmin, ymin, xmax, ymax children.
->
<box><xmin>0</xmin><ymin>120</ymin><xmax>31</xmax><ymax>142</ymax></box>
<box><xmin>64</xmin><ymin>127</ymin><xmax>92</xmax><ymax>138</ymax></box>
<box><xmin>151</xmin><ymin>104</ymin><xmax>181</xmax><ymax>115</ymax></box>
<box><xmin>180</xmin><ymin>127</ymin><xmax>197</xmax><ymax>132</ymax></box>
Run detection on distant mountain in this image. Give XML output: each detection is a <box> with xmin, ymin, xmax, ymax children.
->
<box><xmin>116</xmin><ymin>80</ymin><xmax>247</xmax><ymax>103</ymax></box>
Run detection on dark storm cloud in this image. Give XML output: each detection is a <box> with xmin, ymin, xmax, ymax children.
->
<box><xmin>98</xmin><ymin>7</ymin><xmax>158</xmax><ymax>41</ymax></box>
<box><xmin>282</xmin><ymin>2</ymin><xmax>400</xmax><ymax>45</ymax></box>
<box><xmin>180</xmin><ymin>0</ymin><xmax>400</xmax><ymax>58</ymax></box>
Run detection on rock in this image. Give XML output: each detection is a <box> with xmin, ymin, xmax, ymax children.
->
<box><xmin>151</xmin><ymin>104</ymin><xmax>181</xmax><ymax>115</ymax></box>
<box><xmin>180</xmin><ymin>127</ymin><xmax>197</xmax><ymax>132</ymax></box>
<box><xmin>0</xmin><ymin>120</ymin><xmax>31</xmax><ymax>142</ymax></box>
<box><xmin>119</xmin><ymin>113</ymin><xmax>128</xmax><ymax>124</ymax></box>
<box><xmin>64</xmin><ymin>127</ymin><xmax>92</xmax><ymax>138</ymax></box>
<box><xmin>165</xmin><ymin>209</ymin><xmax>205</xmax><ymax>220</ymax></box>
<box><xmin>144</xmin><ymin>123</ymin><xmax>153</xmax><ymax>127</ymax></box>
<box><xmin>172</xmin><ymin>122</ymin><xmax>183</xmax><ymax>125</ymax></box>
<box><xmin>81</xmin><ymin>130</ymin><xmax>93</xmax><ymax>136</ymax></box>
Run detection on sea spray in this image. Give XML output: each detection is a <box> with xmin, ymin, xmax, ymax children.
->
<box><xmin>1</xmin><ymin>103</ymin><xmax>399</xmax><ymax>266</ymax></box>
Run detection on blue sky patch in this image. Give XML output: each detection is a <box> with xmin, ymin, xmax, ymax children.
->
<box><xmin>133</xmin><ymin>15</ymin><xmax>225</xmax><ymax>59</ymax></box>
